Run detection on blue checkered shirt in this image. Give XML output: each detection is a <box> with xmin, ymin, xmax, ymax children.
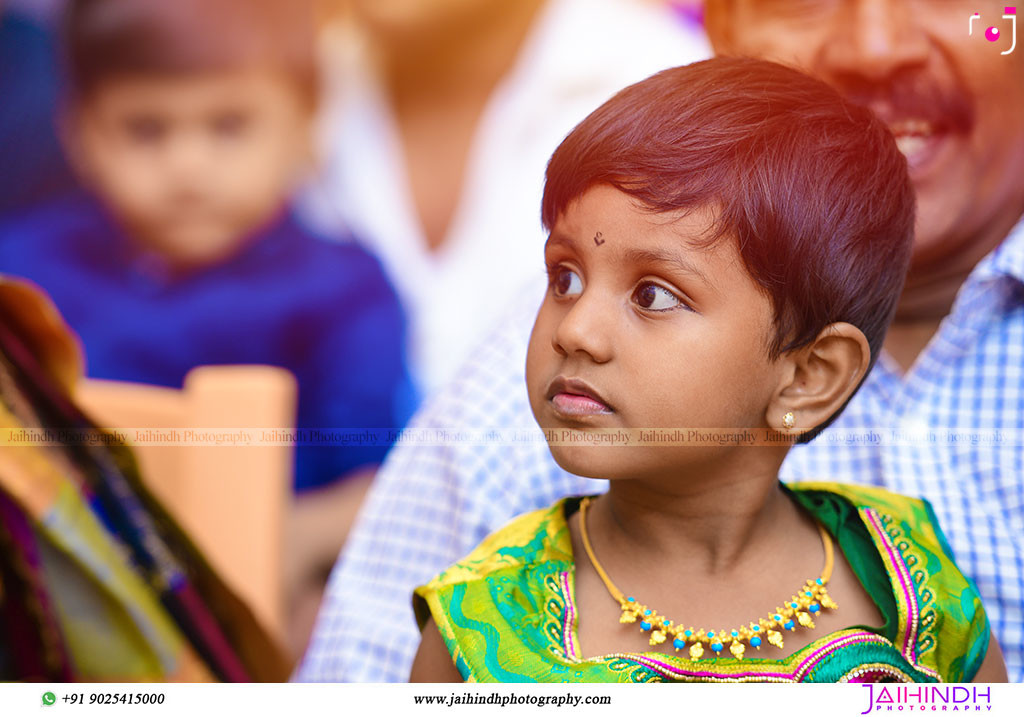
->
<box><xmin>298</xmin><ymin>218</ymin><xmax>1024</xmax><ymax>683</ymax></box>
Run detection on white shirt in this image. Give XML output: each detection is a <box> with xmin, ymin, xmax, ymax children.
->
<box><xmin>301</xmin><ymin>0</ymin><xmax>710</xmax><ymax>395</ymax></box>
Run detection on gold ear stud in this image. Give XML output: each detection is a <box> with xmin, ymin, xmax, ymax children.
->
<box><xmin>782</xmin><ymin>411</ymin><xmax>795</xmax><ymax>430</ymax></box>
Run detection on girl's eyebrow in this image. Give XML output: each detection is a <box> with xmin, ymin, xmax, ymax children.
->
<box><xmin>543</xmin><ymin>233</ymin><xmax>575</xmax><ymax>252</ymax></box>
<box><xmin>623</xmin><ymin>247</ymin><xmax>711</xmax><ymax>287</ymax></box>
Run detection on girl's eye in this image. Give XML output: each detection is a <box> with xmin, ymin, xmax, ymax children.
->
<box><xmin>633</xmin><ymin>282</ymin><xmax>683</xmax><ymax>311</ymax></box>
<box><xmin>551</xmin><ymin>267</ymin><xmax>583</xmax><ymax>297</ymax></box>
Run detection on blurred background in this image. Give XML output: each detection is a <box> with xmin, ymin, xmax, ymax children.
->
<box><xmin>0</xmin><ymin>0</ymin><xmax>706</xmax><ymax>679</ymax></box>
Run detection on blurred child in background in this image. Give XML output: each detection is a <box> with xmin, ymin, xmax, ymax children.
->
<box><xmin>0</xmin><ymin>0</ymin><xmax>414</xmax><ymax>654</ymax></box>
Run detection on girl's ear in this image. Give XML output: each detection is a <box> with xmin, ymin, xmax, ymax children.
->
<box><xmin>766</xmin><ymin>322</ymin><xmax>871</xmax><ymax>435</ymax></box>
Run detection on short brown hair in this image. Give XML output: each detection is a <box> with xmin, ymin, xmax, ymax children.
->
<box><xmin>65</xmin><ymin>0</ymin><xmax>318</xmax><ymax>105</ymax></box>
<box><xmin>542</xmin><ymin>57</ymin><xmax>915</xmax><ymax>440</ymax></box>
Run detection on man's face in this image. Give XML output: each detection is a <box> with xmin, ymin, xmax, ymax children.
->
<box><xmin>73</xmin><ymin>70</ymin><xmax>310</xmax><ymax>269</ymax></box>
<box><xmin>709</xmin><ymin>0</ymin><xmax>1024</xmax><ymax>271</ymax></box>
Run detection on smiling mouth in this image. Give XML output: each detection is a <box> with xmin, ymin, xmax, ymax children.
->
<box><xmin>546</xmin><ymin>377</ymin><xmax>614</xmax><ymax>417</ymax></box>
<box><xmin>888</xmin><ymin>118</ymin><xmax>949</xmax><ymax>171</ymax></box>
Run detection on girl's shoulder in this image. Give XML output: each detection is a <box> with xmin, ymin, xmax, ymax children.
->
<box><xmin>789</xmin><ymin>480</ymin><xmax>928</xmax><ymax>513</ymax></box>
<box><xmin>413</xmin><ymin>498</ymin><xmax>585</xmax><ymax>681</ymax></box>
<box><xmin>418</xmin><ymin>498</ymin><xmax>577</xmax><ymax>598</ymax></box>
<box><xmin>787</xmin><ymin>481</ymin><xmax>955</xmax><ymax>562</ymax></box>
<box><xmin>787</xmin><ymin>481</ymin><xmax>991</xmax><ymax>682</ymax></box>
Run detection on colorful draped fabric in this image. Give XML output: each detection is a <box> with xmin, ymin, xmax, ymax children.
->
<box><xmin>0</xmin><ymin>276</ymin><xmax>289</xmax><ymax>681</ymax></box>
<box><xmin>414</xmin><ymin>484</ymin><xmax>990</xmax><ymax>683</ymax></box>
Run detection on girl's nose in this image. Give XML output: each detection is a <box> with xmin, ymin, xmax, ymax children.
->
<box><xmin>551</xmin><ymin>290</ymin><xmax>614</xmax><ymax>364</ymax></box>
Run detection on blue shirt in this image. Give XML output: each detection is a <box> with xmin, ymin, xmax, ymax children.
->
<box><xmin>0</xmin><ymin>195</ymin><xmax>414</xmax><ymax>491</ymax></box>
<box><xmin>0</xmin><ymin>11</ymin><xmax>77</xmax><ymax>217</ymax></box>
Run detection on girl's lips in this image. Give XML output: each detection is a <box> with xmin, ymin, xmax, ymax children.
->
<box><xmin>551</xmin><ymin>392</ymin><xmax>612</xmax><ymax>416</ymax></box>
<box><xmin>545</xmin><ymin>376</ymin><xmax>614</xmax><ymax>417</ymax></box>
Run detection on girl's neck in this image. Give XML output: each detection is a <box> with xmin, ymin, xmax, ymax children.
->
<box><xmin>587</xmin><ymin>455</ymin><xmax>805</xmax><ymax>577</ymax></box>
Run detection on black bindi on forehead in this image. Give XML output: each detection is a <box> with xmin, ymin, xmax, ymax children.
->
<box><xmin>593</xmin><ymin>231</ymin><xmax>606</xmax><ymax>246</ymax></box>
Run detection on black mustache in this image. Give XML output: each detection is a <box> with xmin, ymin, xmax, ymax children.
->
<box><xmin>835</xmin><ymin>70</ymin><xmax>974</xmax><ymax>135</ymax></box>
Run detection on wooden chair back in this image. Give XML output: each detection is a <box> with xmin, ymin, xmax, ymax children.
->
<box><xmin>75</xmin><ymin>365</ymin><xmax>296</xmax><ymax>640</ymax></box>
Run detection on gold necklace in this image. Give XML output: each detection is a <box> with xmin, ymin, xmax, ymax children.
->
<box><xmin>578</xmin><ymin>496</ymin><xmax>838</xmax><ymax>660</ymax></box>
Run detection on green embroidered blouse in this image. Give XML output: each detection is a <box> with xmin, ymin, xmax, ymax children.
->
<box><xmin>414</xmin><ymin>482</ymin><xmax>989</xmax><ymax>683</ymax></box>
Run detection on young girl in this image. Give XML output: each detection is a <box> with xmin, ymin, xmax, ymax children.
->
<box><xmin>409</xmin><ymin>58</ymin><xmax>1007</xmax><ymax>683</ymax></box>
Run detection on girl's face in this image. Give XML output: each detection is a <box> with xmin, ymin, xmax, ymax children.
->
<box><xmin>526</xmin><ymin>184</ymin><xmax>788</xmax><ymax>482</ymax></box>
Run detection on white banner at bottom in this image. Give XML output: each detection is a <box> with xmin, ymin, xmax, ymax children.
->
<box><xmin>1</xmin><ymin>682</ymin><xmax>1019</xmax><ymax>717</ymax></box>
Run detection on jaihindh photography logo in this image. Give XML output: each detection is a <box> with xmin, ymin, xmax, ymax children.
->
<box><xmin>860</xmin><ymin>685</ymin><xmax>993</xmax><ymax>713</ymax></box>
<box><xmin>969</xmin><ymin>7</ymin><xmax>1017</xmax><ymax>54</ymax></box>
